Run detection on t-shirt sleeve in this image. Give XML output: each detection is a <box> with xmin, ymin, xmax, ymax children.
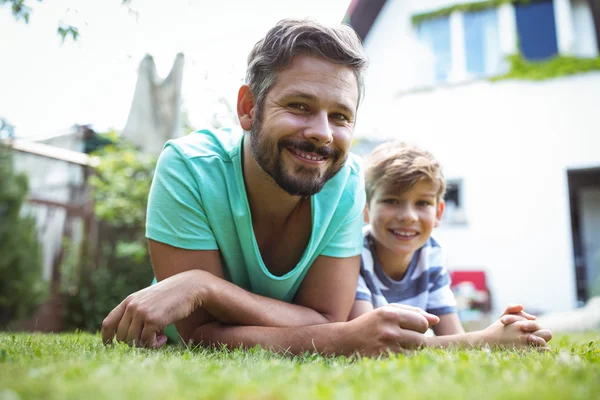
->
<box><xmin>355</xmin><ymin>274</ymin><xmax>372</xmax><ymax>302</ymax></box>
<box><xmin>426</xmin><ymin>266</ymin><xmax>457</xmax><ymax>316</ymax></box>
<box><xmin>320</xmin><ymin>166</ymin><xmax>366</xmax><ymax>258</ymax></box>
<box><xmin>145</xmin><ymin>143</ymin><xmax>218</xmax><ymax>250</ymax></box>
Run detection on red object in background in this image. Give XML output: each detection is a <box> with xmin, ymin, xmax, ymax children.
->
<box><xmin>450</xmin><ymin>270</ymin><xmax>488</xmax><ymax>292</ymax></box>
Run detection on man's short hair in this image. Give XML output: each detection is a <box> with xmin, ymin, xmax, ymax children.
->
<box><xmin>246</xmin><ymin>18</ymin><xmax>368</xmax><ymax>121</ymax></box>
<box><xmin>365</xmin><ymin>141</ymin><xmax>446</xmax><ymax>204</ymax></box>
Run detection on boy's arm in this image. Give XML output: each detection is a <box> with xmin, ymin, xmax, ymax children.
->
<box><xmin>425</xmin><ymin>317</ymin><xmax>552</xmax><ymax>349</ymax></box>
<box><xmin>432</xmin><ymin>312</ymin><xmax>464</xmax><ymax>336</ymax></box>
<box><xmin>348</xmin><ymin>300</ymin><xmax>373</xmax><ymax>320</ymax></box>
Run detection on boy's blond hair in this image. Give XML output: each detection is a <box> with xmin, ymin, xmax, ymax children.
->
<box><xmin>364</xmin><ymin>141</ymin><xmax>446</xmax><ymax>204</ymax></box>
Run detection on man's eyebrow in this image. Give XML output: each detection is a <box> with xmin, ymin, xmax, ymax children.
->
<box><xmin>283</xmin><ymin>91</ymin><xmax>356</xmax><ymax>116</ymax></box>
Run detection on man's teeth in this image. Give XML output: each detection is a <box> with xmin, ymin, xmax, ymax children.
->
<box><xmin>391</xmin><ymin>230</ymin><xmax>418</xmax><ymax>237</ymax></box>
<box><xmin>291</xmin><ymin>148</ymin><xmax>324</xmax><ymax>161</ymax></box>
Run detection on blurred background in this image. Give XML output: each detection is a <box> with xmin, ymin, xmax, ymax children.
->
<box><xmin>1</xmin><ymin>0</ymin><xmax>599</xmax><ymax>333</ymax></box>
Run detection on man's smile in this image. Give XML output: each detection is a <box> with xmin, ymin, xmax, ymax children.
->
<box><xmin>287</xmin><ymin>147</ymin><xmax>328</xmax><ymax>164</ymax></box>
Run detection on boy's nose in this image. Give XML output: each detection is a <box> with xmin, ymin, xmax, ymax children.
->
<box><xmin>397</xmin><ymin>205</ymin><xmax>418</xmax><ymax>223</ymax></box>
<box><xmin>304</xmin><ymin>111</ymin><xmax>333</xmax><ymax>146</ymax></box>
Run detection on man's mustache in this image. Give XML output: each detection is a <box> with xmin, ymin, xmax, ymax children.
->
<box><xmin>278</xmin><ymin>138</ymin><xmax>339</xmax><ymax>159</ymax></box>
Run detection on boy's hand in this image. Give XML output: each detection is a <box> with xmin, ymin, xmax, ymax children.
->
<box><xmin>500</xmin><ymin>304</ymin><xmax>536</xmax><ymax>321</ymax></box>
<box><xmin>478</xmin><ymin>317</ymin><xmax>552</xmax><ymax>350</ymax></box>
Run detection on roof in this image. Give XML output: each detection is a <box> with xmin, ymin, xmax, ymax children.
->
<box><xmin>343</xmin><ymin>0</ymin><xmax>388</xmax><ymax>41</ymax></box>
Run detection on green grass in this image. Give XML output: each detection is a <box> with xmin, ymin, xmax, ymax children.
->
<box><xmin>0</xmin><ymin>332</ymin><xmax>598</xmax><ymax>400</ymax></box>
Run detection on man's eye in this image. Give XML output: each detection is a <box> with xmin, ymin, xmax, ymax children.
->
<box><xmin>331</xmin><ymin>113</ymin><xmax>349</xmax><ymax>122</ymax></box>
<box><xmin>289</xmin><ymin>103</ymin><xmax>308</xmax><ymax>111</ymax></box>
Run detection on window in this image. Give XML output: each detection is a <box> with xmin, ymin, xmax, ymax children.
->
<box><xmin>515</xmin><ymin>0</ymin><xmax>558</xmax><ymax>60</ymax></box>
<box><xmin>416</xmin><ymin>16</ymin><xmax>452</xmax><ymax>83</ymax></box>
<box><xmin>444</xmin><ymin>180</ymin><xmax>467</xmax><ymax>224</ymax></box>
<box><xmin>463</xmin><ymin>8</ymin><xmax>503</xmax><ymax>78</ymax></box>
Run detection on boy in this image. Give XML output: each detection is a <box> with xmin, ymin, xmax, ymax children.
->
<box><xmin>350</xmin><ymin>141</ymin><xmax>552</xmax><ymax>349</ymax></box>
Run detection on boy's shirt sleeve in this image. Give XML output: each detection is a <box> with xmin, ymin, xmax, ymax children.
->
<box><xmin>426</xmin><ymin>266</ymin><xmax>458</xmax><ymax>316</ymax></box>
<box><xmin>355</xmin><ymin>274</ymin><xmax>372</xmax><ymax>302</ymax></box>
<box><xmin>145</xmin><ymin>143</ymin><xmax>218</xmax><ymax>250</ymax></box>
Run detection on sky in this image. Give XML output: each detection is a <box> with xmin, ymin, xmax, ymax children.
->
<box><xmin>0</xmin><ymin>0</ymin><xmax>352</xmax><ymax>138</ymax></box>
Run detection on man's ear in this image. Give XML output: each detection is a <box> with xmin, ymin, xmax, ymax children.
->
<box><xmin>237</xmin><ymin>84</ymin><xmax>256</xmax><ymax>131</ymax></box>
<box><xmin>434</xmin><ymin>199</ymin><xmax>445</xmax><ymax>228</ymax></box>
<box><xmin>363</xmin><ymin>204</ymin><xmax>370</xmax><ymax>224</ymax></box>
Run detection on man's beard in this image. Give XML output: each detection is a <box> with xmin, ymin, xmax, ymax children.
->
<box><xmin>249</xmin><ymin>122</ymin><xmax>347</xmax><ymax>197</ymax></box>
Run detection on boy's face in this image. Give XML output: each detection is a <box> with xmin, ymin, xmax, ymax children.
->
<box><xmin>365</xmin><ymin>179</ymin><xmax>445</xmax><ymax>261</ymax></box>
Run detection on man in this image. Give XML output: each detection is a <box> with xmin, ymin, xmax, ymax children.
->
<box><xmin>101</xmin><ymin>18</ymin><xmax>440</xmax><ymax>356</ymax></box>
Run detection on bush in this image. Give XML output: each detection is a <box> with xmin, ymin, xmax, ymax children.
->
<box><xmin>61</xmin><ymin>138</ymin><xmax>156</xmax><ymax>331</ymax></box>
<box><xmin>0</xmin><ymin>144</ymin><xmax>46</xmax><ymax>326</ymax></box>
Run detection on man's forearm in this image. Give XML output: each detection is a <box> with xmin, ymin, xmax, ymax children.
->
<box><xmin>192</xmin><ymin>321</ymin><xmax>352</xmax><ymax>356</ymax></box>
<box><xmin>192</xmin><ymin>270</ymin><xmax>332</xmax><ymax>327</ymax></box>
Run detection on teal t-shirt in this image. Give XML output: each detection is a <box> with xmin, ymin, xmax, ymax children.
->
<box><xmin>146</xmin><ymin>128</ymin><xmax>365</xmax><ymax>338</ymax></box>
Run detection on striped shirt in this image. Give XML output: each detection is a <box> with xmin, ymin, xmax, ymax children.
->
<box><xmin>356</xmin><ymin>230</ymin><xmax>457</xmax><ymax>316</ymax></box>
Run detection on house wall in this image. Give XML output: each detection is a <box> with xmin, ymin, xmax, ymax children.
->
<box><xmin>355</xmin><ymin>0</ymin><xmax>600</xmax><ymax>314</ymax></box>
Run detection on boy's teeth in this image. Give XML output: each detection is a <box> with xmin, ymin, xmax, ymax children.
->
<box><xmin>392</xmin><ymin>230</ymin><xmax>417</xmax><ymax>237</ymax></box>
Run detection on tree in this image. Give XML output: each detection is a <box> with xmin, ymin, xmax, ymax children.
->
<box><xmin>1</xmin><ymin>0</ymin><xmax>133</xmax><ymax>42</ymax></box>
<box><xmin>0</xmin><ymin>142</ymin><xmax>46</xmax><ymax>326</ymax></box>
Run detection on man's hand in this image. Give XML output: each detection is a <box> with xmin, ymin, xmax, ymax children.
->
<box><xmin>102</xmin><ymin>270</ymin><xmax>209</xmax><ymax>348</ymax></box>
<box><xmin>477</xmin><ymin>316</ymin><xmax>552</xmax><ymax>350</ymax></box>
<box><xmin>345</xmin><ymin>304</ymin><xmax>439</xmax><ymax>356</ymax></box>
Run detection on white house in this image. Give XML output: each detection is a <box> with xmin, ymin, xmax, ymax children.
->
<box><xmin>346</xmin><ymin>0</ymin><xmax>600</xmax><ymax>314</ymax></box>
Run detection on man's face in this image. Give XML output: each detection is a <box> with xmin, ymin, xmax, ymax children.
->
<box><xmin>250</xmin><ymin>54</ymin><xmax>358</xmax><ymax>197</ymax></box>
<box><xmin>366</xmin><ymin>179</ymin><xmax>445</xmax><ymax>261</ymax></box>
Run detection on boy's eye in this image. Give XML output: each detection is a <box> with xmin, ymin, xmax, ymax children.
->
<box><xmin>382</xmin><ymin>199</ymin><xmax>398</xmax><ymax>205</ymax></box>
<box><xmin>416</xmin><ymin>200</ymin><xmax>432</xmax><ymax>207</ymax></box>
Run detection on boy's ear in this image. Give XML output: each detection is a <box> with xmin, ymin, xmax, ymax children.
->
<box><xmin>237</xmin><ymin>84</ymin><xmax>256</xmax><ymax>131</ymax></box>
<box><xmin>363</xmin><ymin>205</ymin><xmax>370</xmax><ymax>224</ymax></box>
<box><xmin>434</xmin><ymin>199</ymin><xmax>445</xmax><ymax>228</ymax></box>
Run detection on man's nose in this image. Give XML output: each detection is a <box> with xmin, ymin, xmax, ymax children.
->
<box><xmin>303</xmin><ymin>111</ymin><xmax>333</xmax><ymax>146</ymax></box>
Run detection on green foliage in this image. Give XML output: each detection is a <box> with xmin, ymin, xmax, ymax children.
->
<box><xmin>0</xmin><ymin>332</ymin><xmax>599</xmax><ymax>399</ymax></box>
<box><xmin>0</xmin><ymin>0</ymin><xmax>41</xmax><ymax>23</ymax></box>
<box><xmin>2</xmin><ymin>0</ymin><xmax>134</xmax><ymax>41</ymax></box>
<box><xmin>62</xmin><ymin>136</ymin><xmax>156</xmax><ymax>332</ymax></box>
<box><xmin>0</xmin><ymin>117</ymin><xmax>15</xmax><ymax>139</ymax></box>
<box><xmin>57</xmin><ymin>24</ymin><xmax>78</xmax><ymax>42</ymax></box>
<box><xmin>0</xmin><ymin>144</ymin><xmax>46</xmax><ymax>326</ymax></box>
<box><xmin>88</xmin><ymin>134</ymin><xmax>157</xmax><ymax>230</ymax></box>
<box><xmin>411</xmin><ymin>0</ymin><xmax>539</xmax><ymax>25</ymax></box>
<box><xmin>492</xmin><ymin>54</ymin><xmax>600</xmax><ymax>81</ymax></box>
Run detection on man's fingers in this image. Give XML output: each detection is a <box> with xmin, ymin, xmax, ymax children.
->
<box><xmin>394</xmin><ymin>329</ymin><xmax>426</xmax><ymax>350</ymax></box>
<box><xmin>126</xmin><ymin>314</ymin><xmax>145</xmax><ymax>346</ymax></box>
<box><xmin>116</xmin><ymin>308</ymin><xmax>133</xmax><ymax>344</ymax></box>
<box><xmin>101</xmin><ymin>300</ymin><xmax>128</xmax><ymax>345</ymax></box>
<box><xmin>394</xmin><ymin>310</ymin><xmax>430</xmax><ymax>334</ymax></box>
<box><xmin>387</xmin><ymin>304</ymin><xmax>439</xmax><ymax>326</ymax></box>
<box><xmin>140</xmin><ymin>323</ymin><xmax>158</xmax><ymax>348</ymax></box>
<box><xmin>156</xmin><ymin>333</ymin><xmax>168</xmax><ymax>348</ymax></box>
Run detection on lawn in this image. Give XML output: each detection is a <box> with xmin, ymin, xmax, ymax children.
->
<box><xmin>0</xmin><ymin>332</ymin><xmax>598</xmax><ymax>400</ymax></box>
